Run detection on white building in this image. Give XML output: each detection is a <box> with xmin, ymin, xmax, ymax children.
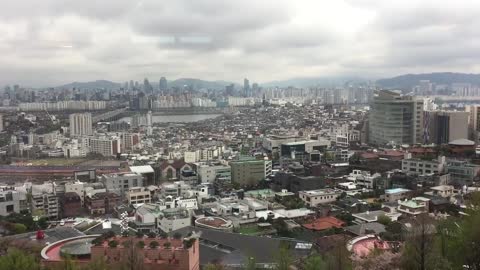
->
<box><xmin>430</xmin><ymin>185</ymin><xmax>455</xmax><ymax>198</ymax></box>
<box><xmin>63</xmin><ymin>138</ymin><xmax>89</xmax><ymax>158</ymax></box>
<box><xmin>0</xmin><ymin>188</ymin><xmax>28</xmax><ymax>216</ymax></box>
<box><xmin>347</xmin><ymin>170</ymin><xmax>380</xmax><ymax>189</ymax></box>
<box><xmin>64</xmin><ymin>181</ymin><xmax>87</xmax><ymax>204</ymax></box>
<box><xmin>69</xmin><ymin>113</ymin><xmax>93</xmax><ymax>137</ymax></box>
<box><xmin>352</xmin><ymin>210</ymin><xmax>401</xmax><ymax>224</ymax></box>
<box><xmin>89</xmin><ymin>136</ymin><xmax>121</xmax><ymax>156</ymax></box>
<box><xmin>19</xmin><ymin>101</ymin><xmax>106</xmax><ymax>112</ymax></box>
<box><xmin>126</xmin><ymin>187</ymin><xmax>151</xmax><ymax>205</ymax></box>
<box><xmin>100</xmin><ymin>173</ymin><xmax>144</xmax><ymax>196</ymax></box>
<box><xmin>157</xmin><ymin>207</ymin><xmax>191</xmax><ymax>233</ymax></box>
<box><xmin>299</xmin><ymin>189</ymin><xmax>343</xmax><ymax>207</ymax></box>
<box><xmin>196</xmin><ymin>163</ymin><xmax>231</xmax><ymax>184</ymax></box>
<box><xmin>402</xmin><ymin>155</ymin><xmax>446</xmax><ymax>175</ymax></box>
<box><xmin>397</xmin><ymin>197</ymin><xmax>430</xmax><ymax>216</ymax></box>
<box><xmin>122</xmin><ymin>133</ymin><xmax>140</xmax><ymax>152</ymax></box>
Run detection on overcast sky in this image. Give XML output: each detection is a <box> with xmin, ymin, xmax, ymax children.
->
<box><xmin>1</xmin><ymin>0</ymin><xmax>480</xmax><ymax>87</ymax></box>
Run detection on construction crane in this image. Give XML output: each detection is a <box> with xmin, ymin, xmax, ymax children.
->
<box><xmin>45</xmin><ymin>109</ymin><xmax>58</xmax><ymax>124</ymax></box>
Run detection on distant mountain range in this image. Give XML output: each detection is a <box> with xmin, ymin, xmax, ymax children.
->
<box><xmin>56</xmin><ymin>80</ymin><xmax>121</xmax><ymax>90</ymax></box>
<box><xmin>54</xmin><ymin>72</ymin><xmax>480</xmax><ymax>91</ymax></box>
<box><xmin>261</xmin><ymin>76</ymin><xmax>369</xmax><ymax>88</ymax></box>
<box><xmin>55</xmin><ymin>78</ymin><xmax>238</xmax><ymax>90</ymax></box>
<box><xmin>376</xmin><ymin>72</ymin><xmax>480</xmax><ymax>90</ymax></box>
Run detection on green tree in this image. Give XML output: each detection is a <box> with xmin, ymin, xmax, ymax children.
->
<box><xmin>0</xmin><ymin>248</ymin><xmax>40</xmax><ymax>270</ymax></box>
<box><xmin>443</xmin><ymin>192</ymin><xmax>480</xmax><ymax>269</ymax></box>
<box><xmin>304</xmin><ymin>254</ymin><xmax>327</xmax><ymax>270</ymax></box>
<box><xmin>119</xmin><ymin>239</ymin><xmax>144</xmax><ymax>270</ymax></box>
<box><xmin>274</xmin><ymin>244</ymin><xmax>293</xmax><ymax>270</ymax></box>
<box><xmin>321</xmin><ymin>234</ymin><xmax>352</xmax><ymax>270</ymax></box>
<box><xmin>204</xmin><ymin>263</ymin><xmax>224</xmax><ymax>270</ymax></box>
<box><xmin>137</xmin><ymin>241</ymin><xmax>145</xmax><ymax>249</ymax></box>
<box><xmin>83</xmin><ymin>257</ymin><xmax>108</xmax><ymax>270</ymax></box>
<box><xmin>149</xmin><ymin>241</ymin><xmax>159</xmax><ymax>249</ymax></box>
<box><xmin>12</xmin><ymin>223</ymin><xmax>27</xmax><ymax>234</ymax></box>
<box><xmin>244</xmin><ymin>256</ymin><xmax>256</xmax><ymax>270</ymax></box>
<box><xmin>173</xmin><ymin>232</ymin><xmax>182</xmax><ymax>239</ymax></box>
<box><xmin>401</xmin><ymin>215</ymin><xmax>436</xmax><ymax>270</ymax></box>
<box><xmin>377</xmin><ymin>214</ymin><xmax>392</xmax><ymax>226</ymax></box>
<box><xmin>61</xmin><ymin>255</ymin><xmax>79</xmax><ymax>270</ymax></box>
<box><xmin>108</xmin><ymin>240</ymin><xmax>118</xmax><ymax>248</ymax></box>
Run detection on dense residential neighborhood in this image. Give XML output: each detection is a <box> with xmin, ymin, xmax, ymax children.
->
<box><xmin>0</xmin><ymin>81</ymin><xmax>480</xmax><ymax>269</ymax></box>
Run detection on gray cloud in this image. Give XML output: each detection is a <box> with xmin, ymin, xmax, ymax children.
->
<box><xmin>1</xmin><ymin>0</ymin><xmax>480</xmax><ymax>87</ymax></box>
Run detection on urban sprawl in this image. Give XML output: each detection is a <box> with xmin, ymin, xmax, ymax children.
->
<box><xmin>0</xmin><ymin>78</ymin><xmax>480</xmax><ymax>269</ymax></box>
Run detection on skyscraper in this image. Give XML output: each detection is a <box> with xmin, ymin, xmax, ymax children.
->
<box><xmin>159</xmin><ymin>77</ymin><xmax>168</xmax><ymax>92</ymax></box>
<box><xmin>244</xmin><ymin>78</ymin><xmax>250</xmax><ymax>97</ymax></box>
<box><xmin>69</xmin><ymin>113</ymin><xmax>93</xmax><ymax>137</ymax></box>
<box><xmin>368</xmin><ymin>90</ymin><xmax>424</xmax><ymax>145</ymax></box>
<box><xmin>252</xmin><ymin>83</ymin><xmax>259</xmax><ymax>97</ymax></box>
<box><xmin>146</xmin><ymin>111</ymin><xmax>153</xmax><ymax>136</ymax></box>
<box><xmin>143</xmin><ymin>78</ymin><xmax>153</xmax><ymax>94</ymax></box>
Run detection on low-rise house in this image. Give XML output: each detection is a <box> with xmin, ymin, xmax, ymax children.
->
<box><xmin>346</xmin><ymin>170</ymin><xmax>380</xmax><ymax>189</ymax></box>
<box><xmin>126</xmin><ymin>187</ymin><xmax>151</xmax><ymax>205</ymax></box>
<box><xmin>0</xmin><ymin>188</ymin><xmax>28</xmax><ymax>216</ymax></box>
<box><xmin>84</xmin><ymin>192</ymin><xmax>121</xmax><ymax>215</ymax></box>
<box><xmin>195</xmin><ymin>216</ymin><xmax>233</xmax><ymax>232</ymax></box>
<box><xmin>397</xmin><ymin>197</ymin><xmax>430</xmax><ymax>216</ymax></box>
<box><xmin>157</xmin><ymin>207</ymin><xmax>191</xmax><ymax>233</ymax></box>
<box><xmin>299</xmin><ymin>189</ymin><xmax>342</xmax><ymax>207</ymax></box>
<box><xmin>302</xmin><ymin>216</ymin><xmax>345</xmax><ymax>231</ymax></box>
<box><xmin>134</xmin><ymin>203</ymin><xmax>166</xmax><ymax>233</ymax></box>
<box><xmin>383</xmin><ymin>188</ymin><xmax>411</xmax><ymax>203</ymax></box>
<box><xmin>352</xmin><ymin>210</ymin><xmax>401</xmax><ymax>224</ymax></box>
<box><xmin>100</xmin><ymin>172</ymin><xmax>144</xmax><ymax>196</ymax></box>
<box><xmin>446</xmin><ymin>160</ymin><xmax>480</xmax><ymax>185</ymax></box>
<box><xmin>430</xmin><ymin>185</ymin><xmax>455</xmax><ymax>198</ymax></box>
<box><xmin>344</xmin><ymin>222</ymin><xmax>386</xmax><ymax>236</ymax></box>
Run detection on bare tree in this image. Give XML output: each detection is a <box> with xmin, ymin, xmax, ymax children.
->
<box><xmin>402</xmin><ymin>214</ymin><xmax>436</xmax><ymax>270</ymax></box>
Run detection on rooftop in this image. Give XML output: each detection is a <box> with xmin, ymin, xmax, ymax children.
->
<box><xmin>302</xmin><ymin>216</ymin><xmax>345</xmax><ymax>231</ymax></box>
<box><xmin>172</xmin><ymin>226</ymin><xmax>312</xmax><ymax>265</ymax></box>
<box><xmin>195</xmin><ymin>217</ymin><xmax>233</xmax><ymax>229</ymax></box>
<box><xmin>385</xmin><ymin>188</ymin><xmax>410</xmax><ymax>194</ymax></box>
<box><xmin>129</xmin><ymin>165</ymin><xmax>155</xmax><ymax>174</ymax></box>
<box><xmin>345</xmin><ymin>222</ymin><xmax>386</xmax><ymax>236</ymax></box>
<box><xmin>449</xmin><ymin>138</ymin><xmax>475</xmax><ymax>146</ymax></box>
<box><xmin>300</xmin><ymin>189</ymin><xmax>340</xmax><ymax>196</ymax></box>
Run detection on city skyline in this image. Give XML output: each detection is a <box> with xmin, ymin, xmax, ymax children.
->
<box><xmin>2</xmin><ymin>0</ymin><xmax>480</xmax><ymax>86</ymax></box>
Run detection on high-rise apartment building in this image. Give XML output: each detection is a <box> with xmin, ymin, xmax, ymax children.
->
<box><xmin>89</xmin><ymin>137</ymin><xmax>120</xmax><ymax>156</ymax></box>
<box><xmin>425</xmin><ymin>111</ymin><xmax>469</xmax><ymax>144</ymax></box>
<box><xmin>69</xmin><ymin>113</ymin><xmax>93</xmax><ymax>137</ymax></box>
<box><xmin>159</xmin><ymin>77</ymin><xmax>168</xmax><ymax>91</ymax></box>
<box><xmin>244</xmin><ymin>78</ymin><xmax>250</xmax><ymax>97</ymax></box>
<box><xmin>465</xmin><ymin>105</ymin><xmax>480</xmax><ymax>142</ymax></box>
<box><xmin>368</xmin><ymin>90</ymin><xmax>424</xmax><ymax>145</ymax></box>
